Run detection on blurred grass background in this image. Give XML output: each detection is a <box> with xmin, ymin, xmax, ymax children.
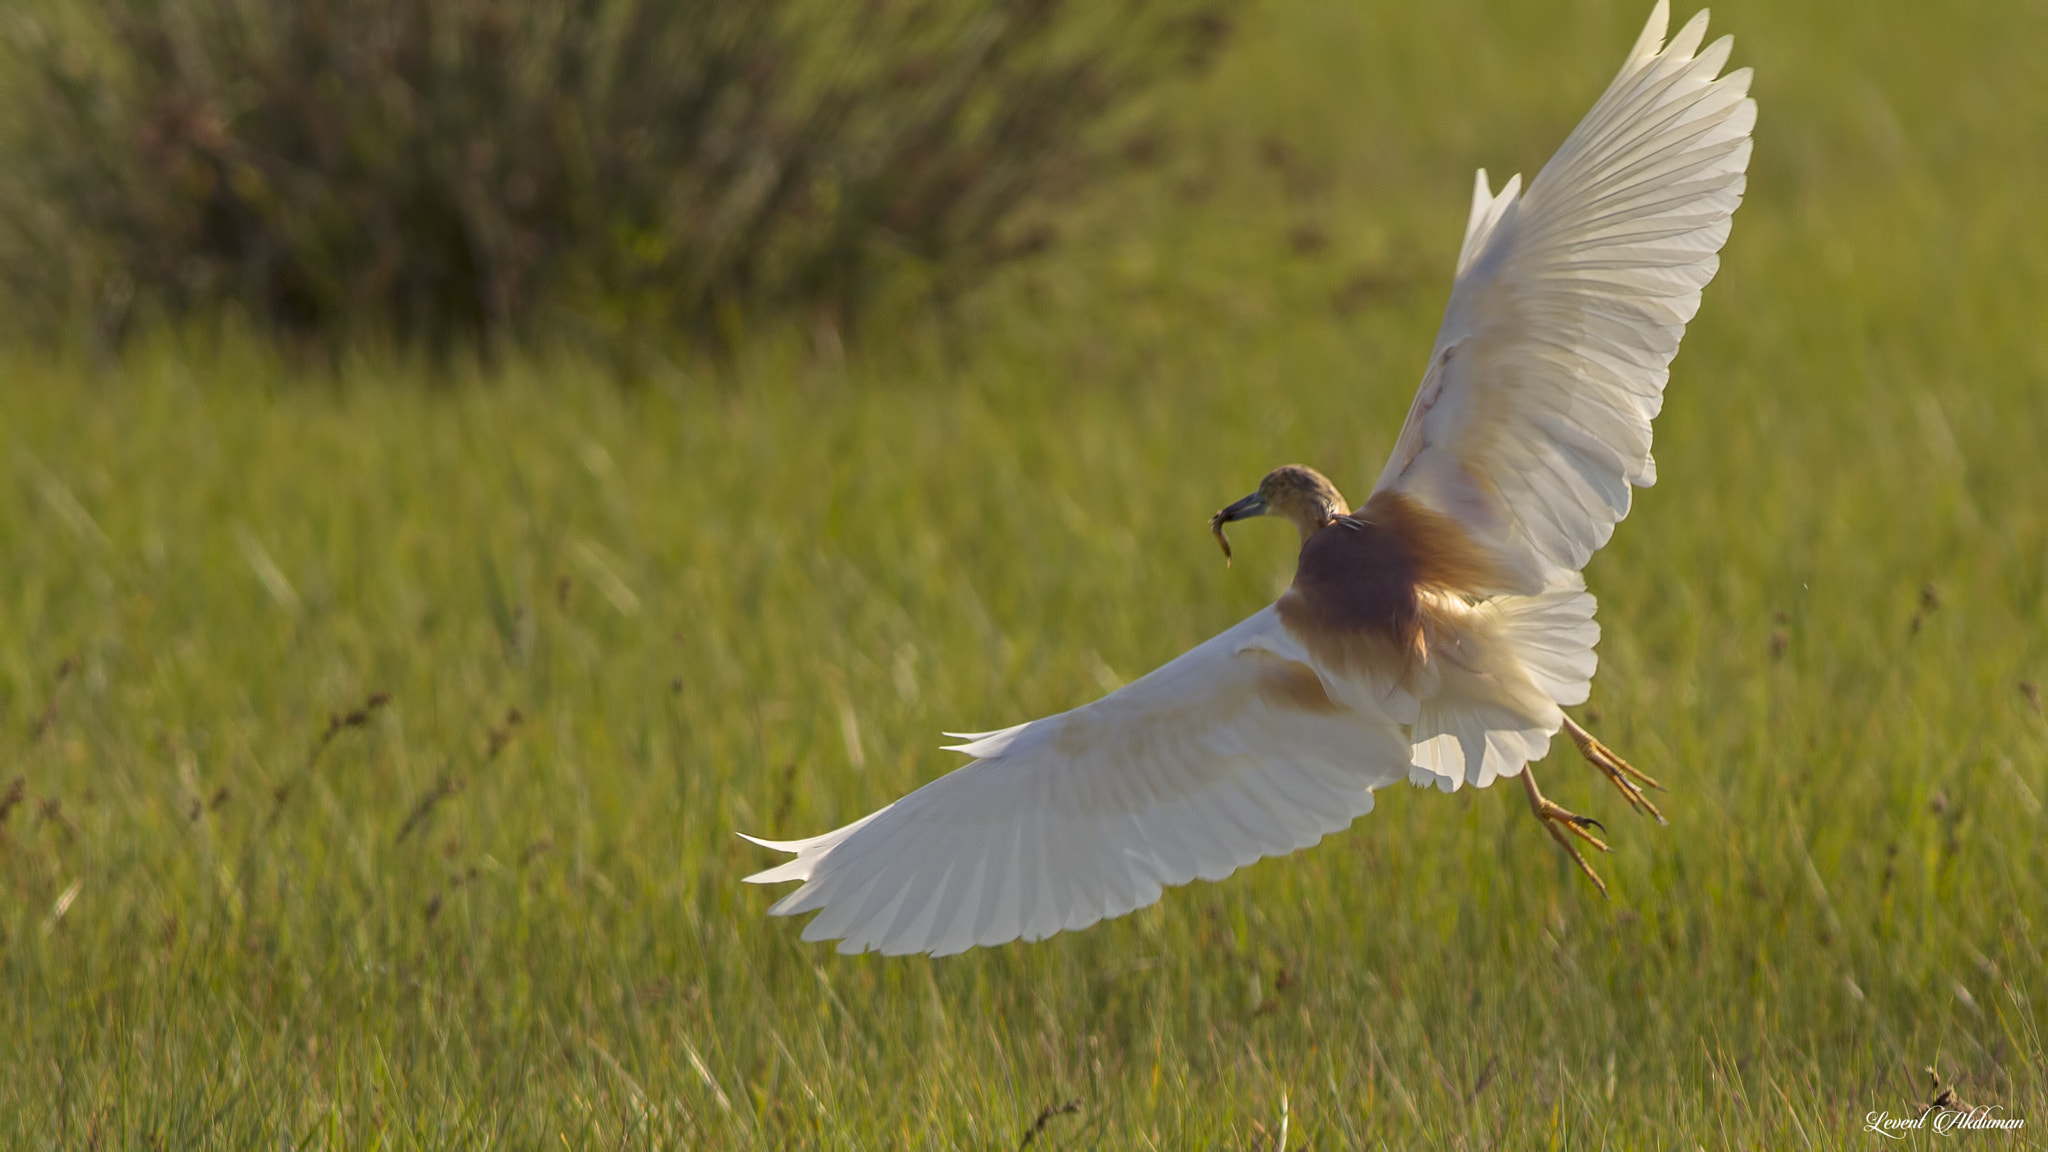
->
<box><xmin>3</xmin><ymin>0</ymin><xmax>2048</xmax><ymax>1146</ymax></box>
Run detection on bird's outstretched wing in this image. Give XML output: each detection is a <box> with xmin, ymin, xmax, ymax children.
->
<box><xmin>1372</xmin><ymin>1</ymin><xmax>1754</xmax><ymax>592</ymax></box>
<box><xmin>743</xmin><ymin>607</ymin><xmax>1411</xmax><ymax>955</ymax></box>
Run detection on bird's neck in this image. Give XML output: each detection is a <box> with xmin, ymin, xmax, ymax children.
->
<box><xmin>1286</xmin><ymin>496</ymin><xmax>1350</xmax><ymax>543</ymax></box>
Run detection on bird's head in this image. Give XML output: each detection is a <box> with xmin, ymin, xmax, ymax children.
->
<box><xmin>1209</xmin><ymin>465</ymin><xmax>1350</xmax><ymax>562</ymax></box>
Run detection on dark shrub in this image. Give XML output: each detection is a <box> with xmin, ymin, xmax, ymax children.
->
<box><xmin>0</xmin><ymin>0</ymin><xmax>1227</xmax><ymax>352</ymax></box>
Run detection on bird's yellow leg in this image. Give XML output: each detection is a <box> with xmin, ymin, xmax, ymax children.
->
<box><xmin>1560</xmin><ymin>715</ymin><xmax>1666</xmax><ymax>825</ymax></box>
<box><xmin>1520</xmin><ymin>764</ymin><xmax>1610</xmax><ymax>898</ymax></box>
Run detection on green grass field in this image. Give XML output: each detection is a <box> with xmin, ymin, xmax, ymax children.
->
<box><xmin>5</xmin><ymin>0</ymin><xmax>2048</xmax><ymax>1146</ymax></box>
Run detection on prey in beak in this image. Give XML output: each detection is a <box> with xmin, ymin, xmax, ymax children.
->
<box><xmin>1208</xmin><ymin>491</ymin><xmax>1268</xmax><ymax>565</ymax></box>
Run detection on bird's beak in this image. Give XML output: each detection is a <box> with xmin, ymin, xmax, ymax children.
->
<box><xmin>1208</xmin><ymin>492</ymin><xmax>1268</xmax><ymax>565</ymax></box>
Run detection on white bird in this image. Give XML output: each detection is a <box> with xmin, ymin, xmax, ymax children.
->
<box><xmin>745</xmin><ymin>1</ymin><xmax>1754</xmax><ymax>956</ymax></box>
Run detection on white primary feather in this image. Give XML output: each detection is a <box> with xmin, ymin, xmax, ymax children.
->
<box><xmin>1373</xmin><ymin>0</ymin><xmax>1755</xmax><ymax>592</ymax></box>
<box><xmin>743</xmin><ymin>607</ymin><xmax>1414</xmax><ymax>955</ymax></box>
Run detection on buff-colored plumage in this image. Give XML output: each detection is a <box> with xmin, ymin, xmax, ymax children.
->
<box><xmin>745</xmin><ymin>2</ymin><xmax>1752</xmax><ymax>955</ymax></box>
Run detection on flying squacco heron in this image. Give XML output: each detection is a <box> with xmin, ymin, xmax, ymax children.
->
<box><xmin>745</xmin><ymin>1</ymin><xmax>1754</xmax><ymax>955</ymax></box>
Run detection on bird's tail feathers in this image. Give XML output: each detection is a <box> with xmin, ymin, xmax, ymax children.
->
<box><xmin>1408</xmin><ymin>582</ymin><xmax>1599</xmax><ymax>792</ymax></box>
<box><xmin>1496</xmin><ymin>581</ymin><xmax>1600</xmax><ymax>707</ymax></box>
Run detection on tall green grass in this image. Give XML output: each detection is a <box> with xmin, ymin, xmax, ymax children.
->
<box><xmin>3</xmin><ymin>0</ymin><xmax>2046</xmax><ymax>1146</ymax></box>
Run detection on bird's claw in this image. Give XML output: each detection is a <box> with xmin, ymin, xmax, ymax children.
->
<box><xmin>1561</xmin><ymin>715</ymin><xmax>1666</xmax><ymax>825</ymax></box>
<box><xmin>1538</xmin><ymin>811</ymin><xmax>1610</xmax><ymax>899</ymax></box>
<box><xmin>1522</xmin><ymin>768</ymin><xmax>1610</xmax><ymax>899</ymax></box>
<box><xmin>1534</xmin><ymin>796</ymin><xmax>1610</xmax><ymax>853</ymax></box>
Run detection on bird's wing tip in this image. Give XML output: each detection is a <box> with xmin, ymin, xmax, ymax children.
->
<box><xmin>745</xmin><ymin>861</ymin><xmax>815</xmax><ymax>886</ymax></box>
<box><xmin>737</xmin><ymin>830</ymin><xmax>804</xmax><ymax>853</ymax></box>
<box><xmin>1637</xmin><ymin>0</ymin><xmax>1672</xmax><ymax>54</ymax></box>
<box><xmin>740</xmin><ymin>839</ymin><xmax>806</xmax><ymax>885</ymax></box>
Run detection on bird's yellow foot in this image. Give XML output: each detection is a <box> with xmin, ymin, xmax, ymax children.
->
<box><xmin>1560</xmin><ymin>715</ymin><xmax>1666</xmax><ymax>825</ymax></box>
<box><xmin>1520</xmin><ymin>764</ymin><xmax>1610</xmax><ymax>898</ymax></box>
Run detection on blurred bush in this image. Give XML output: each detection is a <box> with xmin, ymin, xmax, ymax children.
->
<box><xmin>0</xmin><ymin>0</ymin><xmax>1226</xmax><ymax>353</ymax></box>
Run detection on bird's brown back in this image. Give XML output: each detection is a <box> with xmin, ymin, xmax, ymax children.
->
<box><xmin>1276</xmin><ymin>490</ymin><xmax>1504</xmax><ymax>671</ymax></box>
